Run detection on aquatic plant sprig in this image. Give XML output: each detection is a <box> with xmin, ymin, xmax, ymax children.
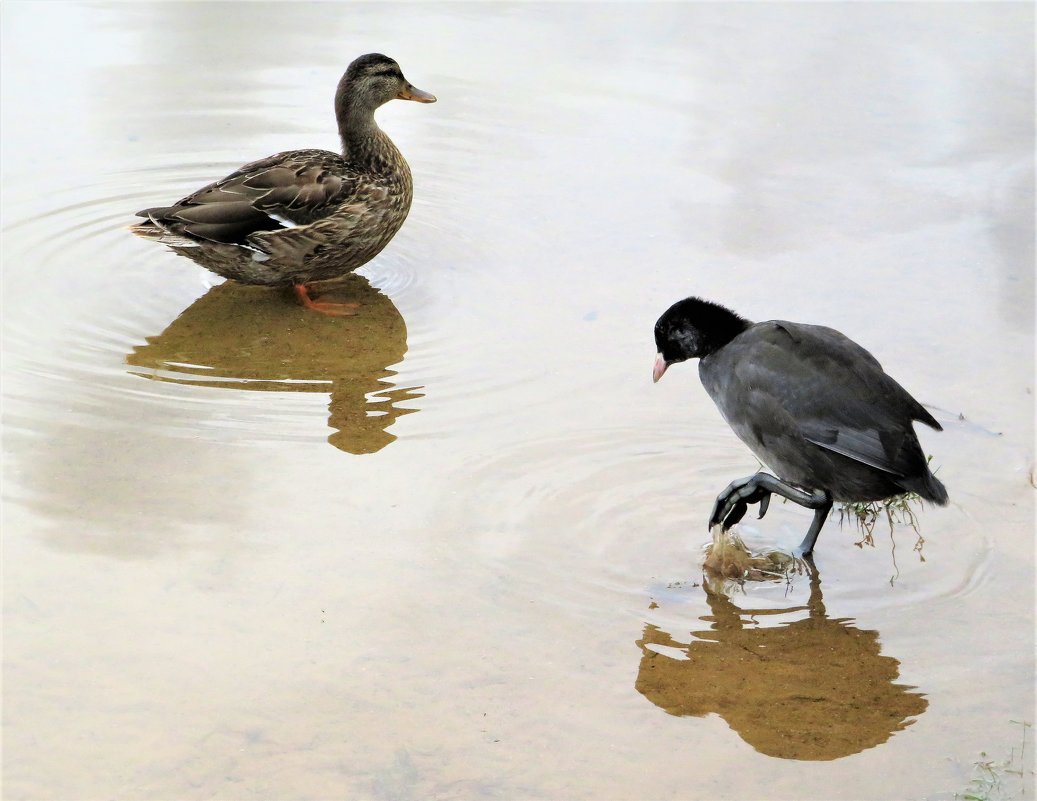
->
<box><xmin>838</xmin><ymin>492</ymin><xmax>922</xmax><ymax>546</ymax></box>
<box><xmin>701</xmin><ymin>525</ymin><xmax>800</xmax><ymax>585</ymax></box>
<box><xmin>955</xmin><ymin>720</ymin><xmax>1032</xmax><ymax>801</ymax></box>
<box><xmin>837</xmin><ymin>457</ymin><xmax>941</xmax><ymax>556</ymax></box>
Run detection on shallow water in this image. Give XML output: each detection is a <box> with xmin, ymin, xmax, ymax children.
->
<box><xmin>2</xmin><ymin>3</ymin><xmax>1034</xmax><ymax>799</ymax></box>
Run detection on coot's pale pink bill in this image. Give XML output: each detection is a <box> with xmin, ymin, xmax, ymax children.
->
<box><xmin>652</xmin><ymin>353</ymin><xmax>668</xmax><ymax>383</ymax></box>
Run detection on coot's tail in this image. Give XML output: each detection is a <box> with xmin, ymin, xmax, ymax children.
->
<box><xmin>900</xmin><ymin>469</ymin><xmax>949</xmax><ymax>506</ymax></box>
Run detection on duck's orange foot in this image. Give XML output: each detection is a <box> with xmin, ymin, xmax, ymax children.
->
<box><xmin>294</xmin><ymin>284</ymin><xmax>360</xmax><ymax>317</ymax></box>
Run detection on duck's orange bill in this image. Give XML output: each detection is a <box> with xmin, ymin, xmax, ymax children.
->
<box><xmin>398</xmin><ymin>84</ymin><xmax>437</xmax><ymax>103</ymax></box>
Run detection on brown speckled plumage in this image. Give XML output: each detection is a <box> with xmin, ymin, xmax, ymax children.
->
<box><xmin>132</xmin><ymin>54</ymin><xmax>435</xmax><ymax>290</ymax></box>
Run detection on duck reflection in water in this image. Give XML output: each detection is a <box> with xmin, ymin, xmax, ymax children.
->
<box><xmin>126</xmin><ymin>273</ymin><xmax>420</xmax><ymax>454</ymax></box>
<box><xmin>635</xmin><ymin>564</ymin><xmax>927</xmax><ymax>761</ymax></box>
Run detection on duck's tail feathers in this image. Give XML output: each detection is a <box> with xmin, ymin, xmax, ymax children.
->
<box><xmin>128</xmin><ymin>221</ymin><xmax>199</xmax><ymax>248</ymax></box>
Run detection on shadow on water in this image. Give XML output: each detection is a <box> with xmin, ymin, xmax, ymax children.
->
<box><xmin>126</xmin><ymin>273</ymin><xmax>421</xmax><ymax>454</ymax></box>
<box><xmin>635</xmin><ymin>564</ymin><xmax>927</xmax><ymax>761</ymax></box>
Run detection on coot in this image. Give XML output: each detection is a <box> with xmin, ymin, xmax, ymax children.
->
<box><xmin>653</xmin><ymin>297</ymin><xmax>948</xmax><ymax>556</ymax></box>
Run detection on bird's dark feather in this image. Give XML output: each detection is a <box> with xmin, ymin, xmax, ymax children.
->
<box><xmin>703</xmin><ymin>320</ymin><xmax>940</xmax><ymax>493</ymax></box>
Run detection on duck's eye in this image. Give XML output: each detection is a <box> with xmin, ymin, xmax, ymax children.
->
<box><xmin>371</xmin><ymin>68</ymin><xmax>403</xmax><ymax>79</ymax></box>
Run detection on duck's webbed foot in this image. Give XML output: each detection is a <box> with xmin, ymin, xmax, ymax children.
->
<box><xmin>708</xmin><ymin>472</ymin><xmax>833</xmax><ymax>557</ymax></box>
<box><xmin>294</xmin><ymin>284</ymin><xmax>361</xmax><ymax>317</ymax></box>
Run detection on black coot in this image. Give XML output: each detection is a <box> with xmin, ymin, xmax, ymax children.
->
<box><xmin>653</xmin><ymin>297</ymin><xmax>948</xmax><ymax>556</ymax></box>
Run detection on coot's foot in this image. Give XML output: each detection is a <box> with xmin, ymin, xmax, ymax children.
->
<box><xmin>708</xmin><ymin>474</ymin><xmax>774</xmax><ymax>530</ymax></box>
<box><xmin>708</xmin><ymin>472</ymin><xmax>833</xmax><ymax>556</ymax></box>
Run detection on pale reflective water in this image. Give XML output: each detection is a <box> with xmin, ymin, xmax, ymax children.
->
<box><xmin>2</xmin><ymin>3</ymin><xmax>1034</xmax><ymax>799</ymax></box>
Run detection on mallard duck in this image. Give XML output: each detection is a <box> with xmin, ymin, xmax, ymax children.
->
<box><xmin>132</xmin><ymin>53</ymin><xmax>435</xmax><ymax>316</ymax></box>
<box><xmin>652</xmin><ymin>297</ymin><xmax>948</xmax><ymax>556</ymax></box>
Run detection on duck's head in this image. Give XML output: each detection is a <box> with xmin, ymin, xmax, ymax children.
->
<box><xmin>337</xmin><ymin>53</ymin><xmax>436</xmax><ymax>112</ymax></box>
<box><xmin>653</xmin><ymin>297</ymin><xmax>751</xmax><ymax>382</ymax></box>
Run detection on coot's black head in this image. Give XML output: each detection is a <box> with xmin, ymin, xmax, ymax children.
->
<box><xmin>653</xmin><ymin>297</ymin><xmax>751</xmax><ymax>382</ymax></box>
<box><xmin>337</xmin><ymin>53</ymin><xmax>436</xmax><ymax>113</ymax></box>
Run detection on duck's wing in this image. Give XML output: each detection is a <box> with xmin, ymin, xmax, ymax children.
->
<box><xmin>136</xmin><ymin>149</ymin><xmax>364</xmax><ymax>245</ymax></box>
<box><xmin>731</xmin><ymin>321</ymin><xmax>939</xmax><ymax>477</ymax></box>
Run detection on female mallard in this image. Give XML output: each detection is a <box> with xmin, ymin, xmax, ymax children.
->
<box><xmin>132</xmin><ymin>53</ymin><xmax>436</xmax><ymax>316</ymax></box>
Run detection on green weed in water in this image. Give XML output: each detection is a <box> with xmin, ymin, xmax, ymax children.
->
<box><xmin>836</xmin><ymin>456</ymin><xmax>940</xmax><ymax>560</ymax></box>
<box><xmin>702</xmin><ymin>525</ymin><xmax>799</xmax><ymax>583</ymax></box>
<box><xmin>956</xmin><ymin>720</ymin><xmax>1032</xmax><ymax>801</ymax></box>
<box><xmin>838</xmin><ymin>492</ymin><xmax>925</xmax><ymax>554</ymax></box>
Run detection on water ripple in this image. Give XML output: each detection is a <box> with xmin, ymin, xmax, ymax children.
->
<box><xmin>3</xmin><ymin>165</ymin><xmax>432</xmax><ymax>454</ymax></box>
<box><xmin>433</xmin><ymin>424</ymin><xmax>992</xmax><ymax>623</ymax></box>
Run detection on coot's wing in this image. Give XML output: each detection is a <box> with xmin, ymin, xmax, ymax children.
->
<box><xmin>136</xmin><ymin>150</ymin><xmax>362</xmax><ymax>245</ymax></box>
<box><xmin>732</xmin><ymin>321</ymin><xmax>937</xmax><ymax>477</ymax></box>
<box><xmin>800</xmin><ymin>425</ymin><xmax>905</xmax><ymax>474</ymax></box>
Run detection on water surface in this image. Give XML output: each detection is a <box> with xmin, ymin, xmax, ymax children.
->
<box><xmin>3</xmin><ymin>3</ymin><xmax>1034</xmax><ymax>799</ymax></box>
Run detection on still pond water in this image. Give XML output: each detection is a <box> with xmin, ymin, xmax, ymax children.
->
<box><xmin>2</xmin><ymin>3</ymin><xmax>1034</xmax><ymax>799</ymax></box>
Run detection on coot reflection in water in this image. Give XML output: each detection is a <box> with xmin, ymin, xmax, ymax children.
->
<box><xmin>127</xmin><ymin>273</ymin><xmax>420</xmax><ymax>454</ymax></box>
<box><xmin>635</xmin><ymin>566</ymin><xmax>927</xmax><ymax>761</ymax></box>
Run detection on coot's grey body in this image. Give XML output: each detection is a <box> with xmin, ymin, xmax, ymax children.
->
<box><xmin>701</xmin><ymin>319</ymin><xmax>944</xmax><ymax>502</ymax></box>
<box><xmin>653</xmin><ymin>297</ymin><xmax>947</xmax><ymax>556</ymax></box>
